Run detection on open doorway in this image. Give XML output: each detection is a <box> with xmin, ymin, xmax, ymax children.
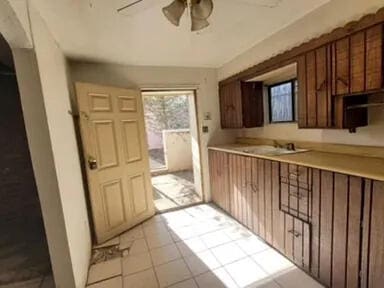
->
<box><xmin>143</xmin><ymin>90</ymin><xmax>203</xmax><ymax>212</ymax></box>
<box><xmin>0</xmin><ymin>34</ymin><xmax>53</xmax><ymax>287</ymax></box>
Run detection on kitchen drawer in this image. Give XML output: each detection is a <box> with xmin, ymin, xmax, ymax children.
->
<box><xmin>284</xmin><ymin>213</ymin><xmax>311</xmax><ymax>271</ymax></box>
<box><xmin>281</xmin><ymin>182</ymin><xmax>312</xmax><ymax>222</ymax></box>
<box><xmin>280</xmin><ymin>163</ymin><xmax>312</xmax><ymax>190</ymax></box>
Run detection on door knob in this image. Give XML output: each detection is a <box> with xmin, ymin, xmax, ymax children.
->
<box><xmin>88</xmin><ymin>156</ymin><xmax>98</xmax><ymax>170</ymax></box>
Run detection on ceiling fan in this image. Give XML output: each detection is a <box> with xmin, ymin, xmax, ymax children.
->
<box><xmin>118</xmin><ymin>0</ymin><xmax>214</xmax><ymax>32</ymax></box>
<box><xmin>117</xmin><ymin>0</ymin><xmax>282</xmax><ymax>32</ymax></box>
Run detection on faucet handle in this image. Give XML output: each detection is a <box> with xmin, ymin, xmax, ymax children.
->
<box><xmin>286</xmin><ymin>143</ymin><xmax>295</xmax><ymax>151</ymax></box>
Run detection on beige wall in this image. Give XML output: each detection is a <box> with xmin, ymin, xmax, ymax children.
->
<box><xmin>219</xmin><ymin>0</ymin><xmax>384</xmax><ymax>147</ymax></box>
<box><xmin>69</xmin><ymin>62</ymin><xmax>235</xmax><ymax>201</ymax></box>
<box><xmin>27</xmin><ymin>4</ymin><xmax>91</xmax><ymax>288</ymax></box>
<box><xmin>219</xmin><ymin>0</ymin><xmax>384</xmax><ymax>80</ymax></box>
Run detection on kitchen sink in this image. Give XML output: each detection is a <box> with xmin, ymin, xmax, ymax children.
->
<box><xmin>232</xmin><ymin>145</ymin><xmax>309</xmax><ymax>156</ymax></box>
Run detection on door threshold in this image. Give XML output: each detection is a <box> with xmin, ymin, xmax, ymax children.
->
<box><xmin>155</xmin><ymin>201</ymin><xmax>204</xmax><ymax>215</ymax></box>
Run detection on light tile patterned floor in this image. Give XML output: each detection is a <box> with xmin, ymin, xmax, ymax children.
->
<box><xmin>87</xmin><ymin>204</ymin><xmax>324</xmax><ymax>288</ymax></box>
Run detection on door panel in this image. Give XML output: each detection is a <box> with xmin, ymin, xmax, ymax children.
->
<box><xmin>102</xmin><ymin>180</ymin><xmax>126</xmax><ymax>229</ymax></box>
<box><xmin>121</xmin><ymin>120</ymin><xmax>142</xmax><ymax>163</ymax></box>
<box><xmin>130</xmin><ymin>173</ymin><xmax>148</xmax><ymax>216</ymax></box>
<box><xmin>76</xmin><ymin>82</ymin><xmax>154</xmax><ymax>244</ymax></box>
<box><xmin>93</xmin><ymin>120</ymin><xmax>119</xmax><ymax>169</ymax></box>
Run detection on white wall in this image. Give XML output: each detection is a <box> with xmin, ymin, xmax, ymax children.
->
<box><xmin>27</xmin><ymin>4</ymin><xmax>91</xmax><ymax>287</ymax></box>
<box><xmin>13</xmin><ymin>48</ymin><xmax>77</xmax><ymax>288</ymax></box>
<box><xmin>219</xmin><ymin>0</ymin><xmax>384</xmax><ymax>147</ymax></box>
<box><xmin>163</xmin><ymin>130</ymin><xmax>193</xmax><ymax>172</ymax></box>
<box><xmin>69</xmin><ymin>62</ymin><xmax>235</xmax><ymax>201</ymax></box>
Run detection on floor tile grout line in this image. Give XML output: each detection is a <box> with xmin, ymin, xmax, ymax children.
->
<box><xmin>142</xmin><ymin>232</ymin><xmax>162</xmax><ymax>288</ymax></box>
<box><xmin>86</xmin><ymin>274</ymin><xmax>122</xmax><ymax>287</ymax></box>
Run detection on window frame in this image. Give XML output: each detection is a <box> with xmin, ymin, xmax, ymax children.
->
<box><xmin>268</xmin><ymin>78</ymin><xmax>297</xmax><ymax>124</ymax></box>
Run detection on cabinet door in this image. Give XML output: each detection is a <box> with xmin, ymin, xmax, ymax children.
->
<box><xmin>297</xmin><ymin>46</ymin><xmax>332</xmax><ymax>128</ymax></box>
<box><xmin>229</xmin><ymin>154</ymin><xmax>250</xmax><ymax>223</ymax></box>
<box><xmin>249</xmin><ymin>158</ymin><xmax>279</xmax><ymax>246</ymax></box>
<box><xmin>361</xmin><ymin>180</ymin><xmax>384</xmax><ymax>288</ymax></box>
<box><xmin>365</xmin><ymin>24</ymin><xmax>383</xmax><ymax>91</ymax></box>
<box><xmin>219</xmin><ymin>81</ymin><xmax>243</xmax><ymax>129</ymax></box>
<box><xmin>284</xmin><ymin>213</ymin><xmax>311</xmax><ymax>270</ymax></box>
<box><xmin>209</xmin><ymin>150</ymin><xmax>230</xmax><ymax>213</ymax></box>
<box><xmin>241</xmin><ymin>82</ymin><xmax>264</xmax><ymax>128</ymax></box>
<box><xmin>350</xmin><ymin>31</ymin><xmax>366</xmax><ymax>93</ymax></box>
<box><xmin>311</xmin><ymin>170</ymin><xmax>363</xmax><ymax>287</ymax></box>
<box><xmin>332</xmin><ymin>37</ymin><xmax>350</xmax><ymax>96</ymax></box>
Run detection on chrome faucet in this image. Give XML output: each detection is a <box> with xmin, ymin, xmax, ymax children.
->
<box><xmin>273</xmin><ymin>140</ymin><xmax>295</xmax><ymax>151</ymax></box>
<box><xmin>285</xmin><ymin>143</ymin><xmax>295</xmax><ymax>151</ymax></box>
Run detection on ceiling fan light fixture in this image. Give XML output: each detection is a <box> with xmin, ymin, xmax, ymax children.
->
<box><xmin>162</xmin><ymin>0</ymin><xmax>187</xmax><ymax>26</ymax></box>
<box><xmin>191</xmin><ymin>17</ymin><xmax>209</xmax><ymax>32</ymax></box>
<box><xmin>191</xmin><ymin>0</ymin><xmax>213</xmax><ymax>20</ymax></box>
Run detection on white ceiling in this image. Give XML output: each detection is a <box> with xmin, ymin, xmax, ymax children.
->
<box><xmin>31</xmin><ymin>0</ymin><xmax>330</xmax><ymax>68</ymax></box>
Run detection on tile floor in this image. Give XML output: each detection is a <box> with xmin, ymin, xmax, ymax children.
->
<box><xmin>87</xmin><ymin>204</ymin><xmax>324</xmax><ymax>288</ymax></box>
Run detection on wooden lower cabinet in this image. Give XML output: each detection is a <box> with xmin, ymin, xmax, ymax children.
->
<box><xmin>361</xmin><ymin>180</ymin><xmax>384</xmax><ymax>288</ymax></box>
<box><xmin>208</xmin><ymin>150</ymin><xmax>230</xmax><ymax>213</ymax></box>
<box><xmin>208</xmin><ymin>149</ymin><xmax>384</xmax><ymax>288</ymax></box>
<box><xmin>311</xmin><ymin>170</ymin><xmax>364</xmax><ymax>288</ymax></box>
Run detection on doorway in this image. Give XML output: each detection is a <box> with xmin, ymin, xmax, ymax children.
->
<box><xmin>142</xmin><ymin>90</ymin><xmax>203</xmax><ymax>212</ymax></box>
<box><xmin>0</xmin><ymin>34</ymin><xmax>53</xmax><ymax>287</ymax></box>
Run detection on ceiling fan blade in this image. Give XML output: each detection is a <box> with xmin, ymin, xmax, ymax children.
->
<box><xmin>162</xmin><ymin>0</ymin><xmax>187</xmax><ymax>26</ymax></box>
<box><xmin>117</xmin><ymin>0</ymin><xmax>146</xmax><ymax>12</ymax></box>
<box><xmin>191</xmin><ymin>17</ymin><xmax>209</xmax><ymax>31</ymax></box>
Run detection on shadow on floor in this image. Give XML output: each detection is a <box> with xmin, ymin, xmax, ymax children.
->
<box><xmin>149</xmin><ymin>148</ymin><xmax>166</xmax><ymax>171</ymax></box>
<box><xmin>0</xmin><ymin>221</ymin><xmax>53</xmax><ymax>288</ymax></box>
<box><xmin>152</xmin><ymin>170</ymin><xmax>201</xmax><ymax>212</ymax></box>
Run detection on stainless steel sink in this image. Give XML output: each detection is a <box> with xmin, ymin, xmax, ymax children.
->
<box><xmin>232</xmin><ymin>145</ymin><xmax>309</xmax><ymax>156</ymax></box>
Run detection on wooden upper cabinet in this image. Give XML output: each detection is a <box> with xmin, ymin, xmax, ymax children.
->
<box><xmin>332</xmin><ymin>24</ymin><xmax>384</xmax><ymax>96</ymax></box>
<box><xmin>298</xmin><ymin>24</ymin><xmax>383</xmax><ymax>130</ymax></box>
<box><xmin>365</xmin><ymin>24</ymin><xmax>383</xmax><ymax>91</ymax></box>
<box><xmin>219</xmin><ymin>80</ymin><xmax>264</xmax><ymax>129</ymax></box>
<box><xmin>297</xmin><ymin>45</ymin><xmax>332</xmax><ymax>128</ymax></box>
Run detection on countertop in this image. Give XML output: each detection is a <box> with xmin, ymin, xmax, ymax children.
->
<box><xmin>208</xmin><ymin>144</ymin><xmax>384</xmax><ymax>182</ymax></box>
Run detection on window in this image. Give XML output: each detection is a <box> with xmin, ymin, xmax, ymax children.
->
<box><xmin>268</xmin><ymin>79</ymin><xmax>296</xmax><ymax>123</ymax></box>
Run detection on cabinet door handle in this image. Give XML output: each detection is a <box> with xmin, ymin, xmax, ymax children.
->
<box><xmin>246</xmin><ymin>182</ymin><xmax>258</xmax><ymax>193</ymax></box>
<box><xmin>225</xmin><ymin>104</ymin><xmax>235</xmax><ymax>111</ymax></box>
<box><xmin>288</xmin><ymin>229</ymin><xmax>301</xmax><ymax>238</ymax></box>
<box><xmin>337</xmin><ymin>76</ymin><xmax>349</xmax><ymax>87</ymax></box>
<box><xmin>316</xmin><ymin>80</ymin><xmax>326</xmax><ymax>92</ymax></box>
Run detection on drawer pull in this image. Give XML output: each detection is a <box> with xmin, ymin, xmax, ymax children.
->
<box><xmin>289</xmin><ymin>191</ymin><xmax>306</xmax><ymax>199</ymax></box>
<box><xmin>288</xmin><ymin>229</ymin><xmax>301</xmax><ymax>238</ymax></box>
<box><xmin>246</xmin><ymin>182</ymin><xmax>258</xmax><ymax>193</ymax></box>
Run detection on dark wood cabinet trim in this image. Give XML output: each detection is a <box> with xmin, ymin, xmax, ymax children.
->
<box><xmin>220</xmin><ymin>7</ymin><xmax>384</xmax><ymax>86</ymax></box>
